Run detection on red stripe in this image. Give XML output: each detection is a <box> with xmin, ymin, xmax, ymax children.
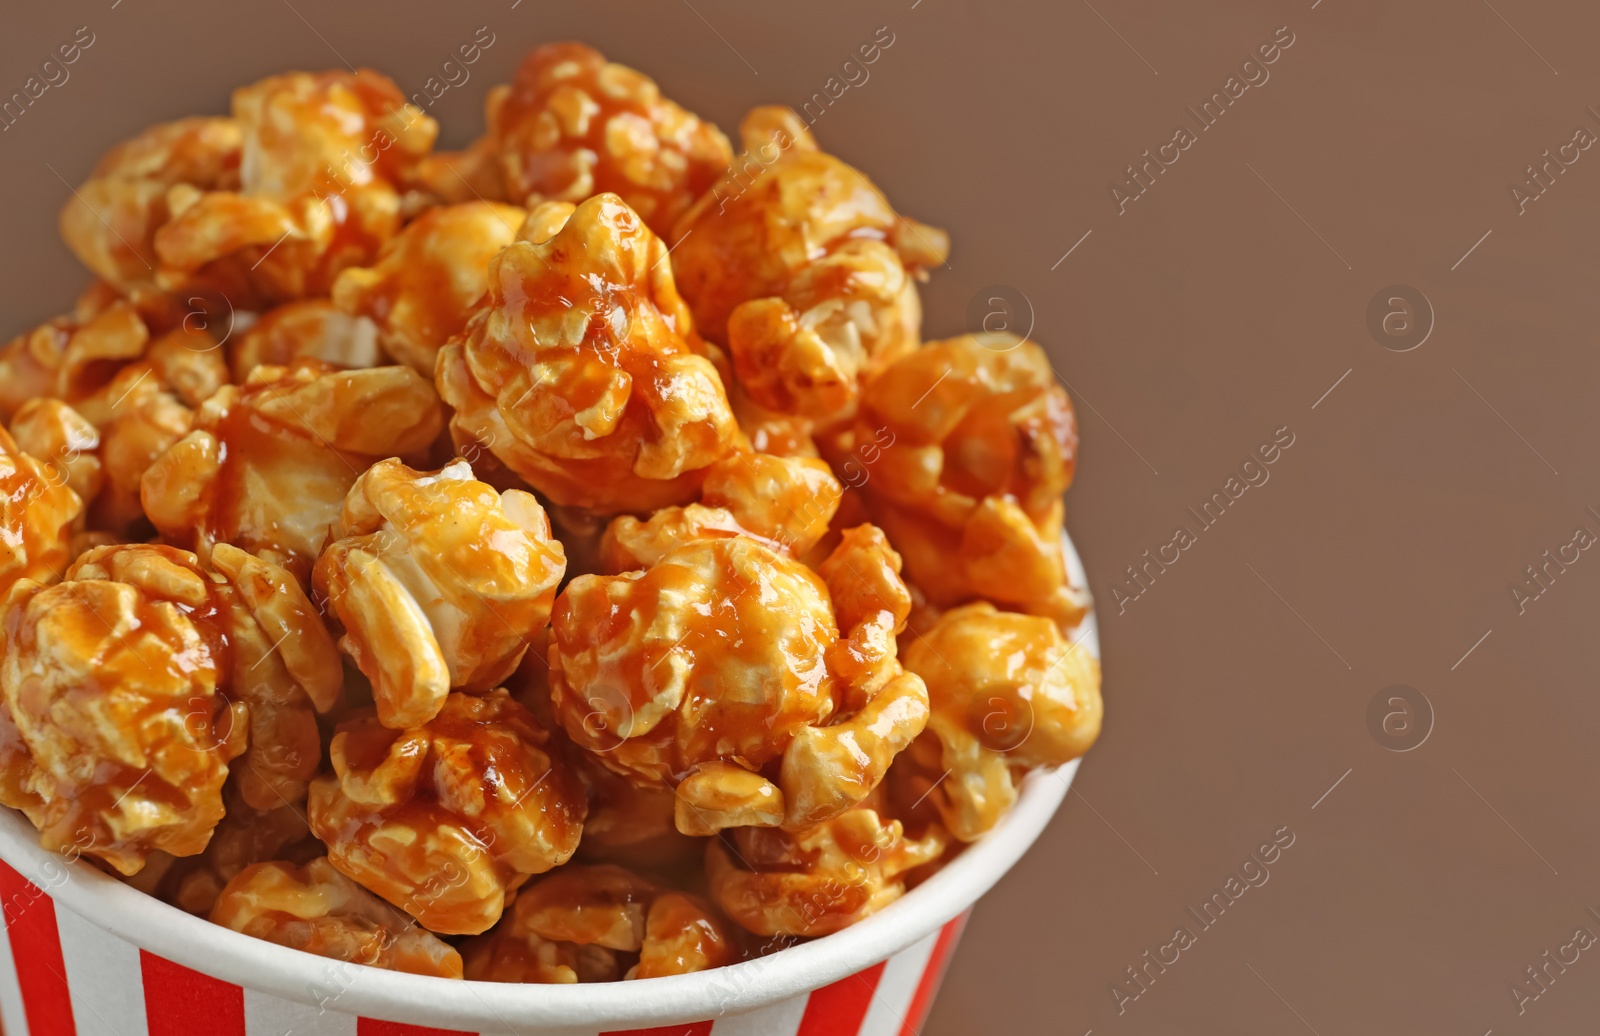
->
<box><xmin>140</xmin><ymin>950</ymin><xmax>245</xmax><ymax>1036</ymax></box>
<box><xmin>897</xmin><ymin>913</ymin><xmax>970</xmax><ymax>1036</ymax></box>
<box><xmin>357</xmin><ymin>1020</ymin><xmax>477</xmax><ymax>1036</ymax></box>
<box><xmin>0</xmin><ymin>857</ymin><xmax>76</xmax><ymax>1036</ymax></box>
<box><xmin>796</xmin><ymin>959</ymin><xmax>886</xmax><ymax>1036</ymax></box>
<box><xmin>600</xmin><ymin>1023</ymin><xmax>713</xmax><ymax>1036</ymax></box>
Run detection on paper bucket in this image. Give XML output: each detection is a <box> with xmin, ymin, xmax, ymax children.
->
<box><xmin>0</xmin><ymin>536</ymin><xmax>1096</xmax><ymax>1035</ymax></box>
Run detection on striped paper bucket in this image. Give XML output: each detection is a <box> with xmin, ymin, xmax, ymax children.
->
<box><xmin>0</xmin><ymin>537</ymin><xmax>1095</xmax><ymax>1034</ymax></box>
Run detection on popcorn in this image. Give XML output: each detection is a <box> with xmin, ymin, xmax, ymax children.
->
<box><xmin>707</xmin><ymin>806</ymin><xmax>947</xmax><ymax>937</ymax></box>
<box><xmin>484</xmin><ymin>43</ymin><xmax>732</xmax><ymax>236</ymax></box>
<box><xmin>212</xmin><ymin>857</ymin><xmax>463</xmax><ymax>977</ymax></box>
<box><xmin>0</xmin><ymin>296</ymin><xmax>228</xmax><ymax>534</ymax></box>
<box><xmin>550</xmin><ymin>512</ymin><xmax>927</xmax><ymax>834</ymax></box>
<box><xmin>141</xmin><ymin>360</ymin><xmax>445</xmax><ymax>582</ymax></box>
<box><xmin>332</xmin><ymin>201</ymin><xmax>528</xmax><ymax>377</ymax></box>
<box><xmin>3</xmin><ymin>42</ymin><xmax>1101</xmax><ymax>980</ymax></box>
<box><xmin>463</xmin><ymin>864</ymin><xmax>737</xmax><ymax>982</ymax></box>
<box><xmin>229</xmin><ymin>299</ymin><xmax>383</xmax><ymax>382</ymax></box>
<box><xmin>0</xmin><ymin>296</ymin><xmax>150</xmax><ymax>421</ymax></box>
<box><xmin>57</xmin><ymin>117</ymin><xmax>243</xmax><ymax>300</ymax></box>
<box><xmin>436</xmin><ymin>193</ymin><xmax>738</xmax><ymax>513</ymax></box>
<box><xmin>132</xmin><ymin>788</ymin><xmax>319</xmax><ymax>917</ymax></box>
<box><xmin>63</xmin><ymin>72</ymin><xmax>437</xmax><ymax>310</ymax></box>
<box><xmin>9</xmin><ymin>399</ymin><xmax>102</xmax><ymax>514</ymax></box>
<box><xmin>314</xmin><ymin>458</ymin><xmax>566</xmax><ymax>728</ymax></box>
<box><xmin>0</xmin><ymin>423</ymin><xmax>82</xmax><ymax>599</ymax></box>
<box><xmin>0</xmin><ymin>542</ymin><xmax>339</xmax><ymax>873</ymax></box>
<box><xmin>671</xmin><ymin>106</ymin><xmax>948</xmax><ymax>424</ymax></box>
<box><xmin>897</xmin><ymin>602</ymin><xmax>1102</xmax><ymax>841</ymax></box>
<box><xmin>598</xmin><ymin>451</ymin><xmax>843</xmax><ymax>571</ymax></box>
<box><xmin>307</xmin><ymin>689</ymin><xmax>586</xmax><ymax>935</ymax></box>
<box><xmin>842</xmin><ymin>332</ymin><xmax>1090</xmax><ymax>628</ymax></box>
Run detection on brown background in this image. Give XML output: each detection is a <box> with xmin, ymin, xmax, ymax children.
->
<box><xmin>3</xmin><ymin>0</ymin><xmax>1598</xmax><ymax>1032</ymax></box>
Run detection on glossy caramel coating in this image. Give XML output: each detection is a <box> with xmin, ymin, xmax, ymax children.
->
<box><xmin>463</xmin><ymin>863</ymin><xmax>737</xmax><ymax>982</ymax></box>
<box><xmin>487</xmin><ymin>43</ymin><xmax>732</xmax><ymax>236</ymax></box>
<box><xmin>844</xmin><ymin>333</ymin><xmax>1089</xmax><ymax>628</ymax></box>
<box><xmin>161</xmin><ymin>71</ymin><xmax>436</xmax><ymax>305</ymax></box>
<box><xmin>550</xmin><ymin>520</ymin><xmax>927</xmax><ymax>833</ymax></box>
<box><xmin>141</xmin><ymin>360</ymin><xmax>444</xmax><ymax>583</ymax></box>
<box><xmin>314</xmin><ymin>458</ymin><xmax>566</xmax><ymax>728</ymax></box>
<box><xmin>229</xmin><ymin>299</ymin><xmax>383</xmax><ymax>382</ymax></box>
<box><xmin>308</xmin><ymin>689</ymin><xmax>586</xmax><ymax>935</ymax></box>
<box><xmin>671</xmin><ymin>106</ymin><xmax>948</xmax><ymax>423</ymax></box>
<box><xmin>332</xmin><ymin>202</ymin><xmax>528</xmax><ymax>377</ymax></box>
<box><xmin>707</xmin><ymin>806</ymin><xmax>946</xmax><ymax>937</ymax></box>
<box><xmin>898</xmin><ymin>602</ymin><xmax>1101</xmax><ymax>841</ymax></box>
<box><xmin>436</xmin><ymin>193</ymin><xmax>737</xmax><ymax>513</ymax></box>
<box><xmin>212</xmin><ymin>857</ymin><xmax>463</xmax><ymax>977</ymax></box>
<box><xmin>0</xmin><ymin>424</ymin><xmax>82</xmax><ymax>599</ymax></box>
<box><xmin>0</xmin><ymin>542</ymin><xmax>336</xmax><ymax>873</ymax></box>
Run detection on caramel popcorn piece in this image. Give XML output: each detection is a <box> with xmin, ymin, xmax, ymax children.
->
<box><xmin>598</xmin><ymin>451</ymin><xmax>843</xmax><ymax>571</ymax></box>
<box><xmin>137</xmin><ymin>787</ymin><xmax>319</xmax><ymax>916</ymax></box>
<box><xmin>486</xmin><ymin>43</ymin><xmax>732</xmax><ymax>236</ymax></box>
<box><xmin>463</xmin><ymin>864</ymin><xmax>737</xmax><ymax>982</ymax></box>
<box><xmin>0</xmin><ymin>285</ymin><xmax>227</xmax><ymax>426</ymax></box>
<box><xmin>314</xmin><ymin>458</ymin><xmax>566</xmax><ymax>728</ymax></box>
<box><xmin>898</xmin><ymin>602</ymin><xmax>1101</xmax><ymax>841</ymax></box>
<box><xmin>141</xmin><ymin>360</ymin><xmax>444</xmax><ymax>582</ymax></box>
<box><xmin>550</xmin><ymin>517</ymin><xmax>927</xmax><ymax>834</ymax></box>
<box><xmin>212</xmin><ymin>857</ymin><xmax>463</xmax><ymax>977</ymax></box>
<box><xmin>671</xmin><ymin>106</ymin><xmax>948</xmax><ymax>423</ymax></box>
<box><xmin>707</xmin><ymin>806</ymin><xmax>947</xmax><ymax>937</ymax></box>
<box><xmin>156</xmin><ymin>71</ymin><xmax>437</xmax><ymax>306</ymax></box>
<box><xmin>64</xmin><ymin>72</ymin><xmax>436</xmax><ymax>311</ymax></box>
<box><xmin>0</xmin><ymin>424</ymin><xmax>82</xmax><ymax>598</ymax></box>
<box><xmin>86</xmin><ymin>364</ymin><xmax>200</xmax><ymax>535</ymax></box>
<box><xmin>229</xmin><ymin>299</ymin><xmax>383</xmax><ymax>382</ymax></box>
<box><xmin>308</xmin><ymin>689</ymin><xmax>586</xmax><ymax>935</ymax></box>
<box><xmin>0</xmin><ymin>542</ymin><xmax>335</xmax><ymax>873</ymax></box>
<box><xmin>0</xmin><ymin>295</ymin><xmax>232</xmax><ymax>534</ymax></box>
<box><xmin>48</xmin><ymin>543</ymin><xmax>339</xmax><ymax>817</ymax></box>
<box><xmin>842</xmin><ymin>333</ymin><xmax>1088</xmax><ymax>628</ymax></box>
<box><xmin>0</xmin><ymin>297</ymin><xmax>150</xmax><ymax>421</ymax></box>
<box><xmin>58</xmin><ymin>117</ymin><xmax>243</xmax><ymax>299</ymax></box>
<box><xmin>0</xmin><ymin>556</ymin><xmax>237</xmax><ymax>875</ymax></box>
<box><xmin>436</xmin><ymin>193</ymin><xmax>737</xmax><ymax>513</ymax></box>
<box><xmin>333</xmin><ymin>202</ymin><xmax>528</xmax><ymax>377</ymax></box>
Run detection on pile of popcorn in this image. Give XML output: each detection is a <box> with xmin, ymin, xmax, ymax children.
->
<box><xmin>0</xmin><ymin>43</ymin><xmax>1102</xmax><ymax>981</ymax></box>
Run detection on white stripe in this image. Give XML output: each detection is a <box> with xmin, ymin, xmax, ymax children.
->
<box><xmin>0</xmin><ymin>889</ymin><xmax>29</xmax><ymax>1036</ymax></box>
<box><xmin>244</xmin><ymin>986</ymin><xmax>359</xmax><ymax>1036</ymax></box>
<box><xmin>712</xmin><ymin>992</ymin><xmax>809</xmax><ymax>1036</ymax></box>
<box><xmin>856</xmin><ymin>930</ymin><xmax>940</xmax><ymax>1036</ymax></box>
<box><xmin>55</xmin><ymin>903</ymin><xmax>150</xmax><ymax>1036</ymax></box>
